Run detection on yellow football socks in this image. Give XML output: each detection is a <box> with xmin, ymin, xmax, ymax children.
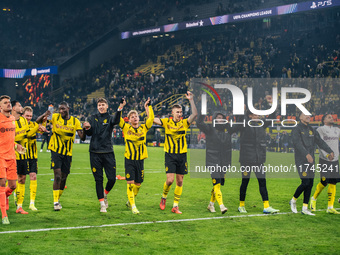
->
<box><xmin>59</xmin><ymin>190</ymin><xmax>64</xmax><ymax>199</ymax></box>
<box><xmin>239</xmin><ymin>201</ymin><xmax>245</xmax><ymax>207</ymax></box>
<box><xmin>313</xmin><ymin>182</ymin><xmax>326</xmax><ymax>200</ymax></box>
<box><xmin>263</xmin><ymin>200</ymin><xmax>270</xmax><ymax>209</ymax></box>
<box><xmin>328</xmin><ymin>184</ymin><xmax>336</xmax><ymax>209</ymax></box>
<box><xmin>53</xmin><ymin>190</ymin><xmax>59</xmax><ymax>203</ymax></box>
<box><xmin>210</xmin><ymin>188</ymin><xmax>216</xmax><ymax>203</ymax></box>
<box><xmin>16</xmin><ymin>183</ymin><xmax>25</xmax><ymax>207</ymax></box>
<box><xmin>173</xmin><ymin>185</ymin><xmax>183</xmax><ymax>207</ymax></box>
<box><xmin>127</xmin><ymin>184</ymin><xmax>135</xmax><ymax>207</ymax></box>
<box><xmin>133</xmin><ymin>185</ymin><xmax>141</xmax><ymax>197</ymax></box>
<box><xmin>30</xmin><ymin>180</ymin><xmax>37</xmax><ymax>204</ymax></box>
<box><xmin>213</xmin><ymin>184</ymin><xmax>223</xmax><ymax>206</ymax></box>
<box><xmin>162</xmin><ymin>182</ymin><xmax>171</xmax><ymax>199</ymax></box>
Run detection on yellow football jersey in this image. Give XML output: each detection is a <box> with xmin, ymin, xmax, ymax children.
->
<box><xmin>26</xmin><ymin>121</ymin><xmax>40</xmax><ymax>159</ymax></box>
<box><xmin>14</xmin><ymin>116</ymin><xmax>29</xmax><ymax>160</ymax></box>
<box><xmin>160</xmin><ymin>118</ymin><xmax>190</xmax><ymax>154</ymax></box>
<box><xmin>48</xmin><ymin>113</ymin><xmax>82</xmax><ymax>156</ymax></box>
<box><xmin>119</xmin><ymin>106</ymin><xmax>154</xmax><ymax>160</ymax></box>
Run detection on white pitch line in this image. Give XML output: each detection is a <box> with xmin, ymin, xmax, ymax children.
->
<box><xmin>0</xmin><ymin>210</ymin><xmax>332</xmax><ymax>235</ymax></box>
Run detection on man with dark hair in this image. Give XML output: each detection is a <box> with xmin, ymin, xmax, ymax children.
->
<box><xmin>82</xmin><ymin>97</ymin><xmax>125</xmax><ymax>213</ymax></box>
<box><xmin>37</xmin><ymin>101</ymin><xmax>85</xmax><ymax>211</ymax></box>
<box><xmin>310</xmin><ymin>114</ymin><xmax>340</xmax><ymax>214</ymax></box>
<box><xmin>153</xmin><ymin>91</ymin><xmax>197</xmax><ymax>214</ymax></box>
<box><xmin>0</xmin><ymin>95</ymin><xmax>25</xmax><ymax>224</ymax></box>
<box><xmin>229</xmin><ymin>105</ymin><xmax>279</xmax><ymax>214</ymax></box>
<box><xmin>196</xmin><ymin>111</ymin><xmax>229</xmax><ymax>214</ymax></box>
<box><xmin>11</xmin><ymin>100</ymin><xmax>30</xmax><ymax>214</ymax></box>
<box><xmin>290</xmin><ymin>112</ymin><xmax>334</xmax><ymax>215</ymax></box>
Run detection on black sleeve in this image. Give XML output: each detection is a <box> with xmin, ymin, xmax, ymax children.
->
<box><xmin>227</xmin><ymin>115</ymin><xmax>244</xmax><ymax>134</ymax></box>
<box><xmin>196</xmin><ymin>114</ymin><xmax>211</xmax><ymax>134</ymax></box>
<box><xmin>112</xmin><ymin>110</ymin><xmax>122</xmax><ymax>126</ymax></box>
<box><xmin>292</xmin><ymin>127</ymin><xmax>309</xmax><ymax>157</ymax></box>
<box><xmin>263</xmin><ymin>111</ymin><xmax>277</xmax><ymax>129</ymax></box>
<box><xmin>84</xmin><ymin>115</ymin><xmax>93</xmax><ymax>136</ymax></box>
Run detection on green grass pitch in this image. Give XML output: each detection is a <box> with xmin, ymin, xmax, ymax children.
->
<box><xmin>1</xmin><ymin>143</ymin><xmax>339</xmax><ymax>254</ymax></box>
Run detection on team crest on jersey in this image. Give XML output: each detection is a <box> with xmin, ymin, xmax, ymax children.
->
<box><xmin>322</xmin><ymin>176</ymin><xmax>326</xmax><ymax>182</ymax></box>
<box><xmin>103</xmin><ymin>119</ymin><xmax>107</xmax><ymax>124</ymax></box>
<box><xmin>302</xmin><ymin>172</ymin><xmax>307</xmax><ymax>177</ymax></box>
<box><xmin>212</xmin><ymin>179</ymin><xmax>216</xmax><ymax>184</ymax></box>
<box><xmin>309</xmin><ymin>130</ymin><xmax>313</xmax><ymax>135</ymax></box>
<box><xmin>92</xmin><ymin>167</ymin><xmax>96</xmax><ymax>173</ymax></box>
<box><xmin>126</xmin><ymin>173</ymin><xmax>130</xmax><ymax>178</ymax></box>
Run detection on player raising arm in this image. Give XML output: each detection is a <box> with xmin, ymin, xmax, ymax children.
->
<box><xmin>37</xmin><ymin>102</ymin><xmax>85</xmax><ymax>211</ymax></box>
<box><xmin>153</xmin><ymin>91</ymin><xmax>197</xmax><ymax>214</ymax></box>
<box><xmin>82</xmin><ymin>98</ymin><xmax>125</xmax><ymax>213</ymax></box>
<box><xmin>20</xmin><ymin>106</ymin><xmax>46</xmax><ymax>211</ymax></box>
<box><xmin>119</xmin><ymin>98</ymin><xmax>154</xmax><ymax>214</ymax></box>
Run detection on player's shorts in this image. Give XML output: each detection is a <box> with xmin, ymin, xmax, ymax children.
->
<box><xmin>125</xmin><ymin>158</ymin><xmax>144</xmax><ymax>183</ymax></box>
<box><xmin>296</xmin><ymin>163</ymin><xmax>315</xmax><ymax>179</ymax></box>
<box><xmin>0</xmin><ymin>158</ymin><xmax>17</xmax><ymax>180</ymax></box>
<box><xmin>51</xmin><ymin>151</ymin><xmax>72</xmax><ymax>174</ymax></box>
<box><xmin>212</xmin><ymin>178</ymin><xmax>225</xmax><ymax>186</ymax></box>
<box><xmin>90</xmin><ymin>152</ymin><xmax>116</xmax><ymax>181</ymax></box>
<box><xmin>165</xmin><ymin>152</ymin><xmax>188</xmax><ymax>175</ymax></box>
<box><xmin>17</xmin><ymin>159</ymin><xmax>29</xmax><ymax>175</ymax></box>
<box><xmin>319</xmin><ymin>158</ymin><xmax>339</xmax><ymax>185</ymax></box>
<box><xmin>28</xmin><ymin>159</ymin><xmax>38</xmax><ymax>174</ymax></box>
<box><xmin>240</xmin><ymin>163</ymin><xmax>266</xmax><ymax>179</ymax></box>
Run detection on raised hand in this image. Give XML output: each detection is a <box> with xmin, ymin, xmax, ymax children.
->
<box><xmin>144</xmin><ymin>97</ymin><xmax>151</xmax><ymax>108</ymax></box>
<box><xmin>38</xmin><ymin>125</ymin><xmax>47</xmax><ymax>132</ymax></box>
<box><xmin>185</xmin><ymin>91</ymin><xmax>194</xmax><ymax>101</ymax></box>
<box><xmin>119</xmin><ymin>98</ymin><xmax>127</xmax><ymax>109</ymax></box>
<box><xmin>83</xmin><ymin>121</ymin><xmax>91</xmax><ymax>130</ymax></box>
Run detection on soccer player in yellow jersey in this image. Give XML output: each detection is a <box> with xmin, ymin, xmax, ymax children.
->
<box><xmin>37</xmin><ymin>102</ymin><xmax>85</xmax><ymax>211</ymax></box>
<box><xmin>22</xmin><ymin>106</ymin><xmax>46</xmax><ymax>211</ymax></box>
<box><xmin>11</xmin><ymin>100</ymin><xmax>31</xmax><ymax>214</ymax></box>
<box><xmin>153</xmin><ymin>91</ymin><xmax>197</xmax><ymax>214</ymax></box>
<box><xmin>119</xmin><ymin>98</ymin><xmax>154</xmax><ymax>214</ymax></box>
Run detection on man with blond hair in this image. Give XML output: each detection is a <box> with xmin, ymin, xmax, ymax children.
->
<box><xmin>119</xmin><ymin>98</ymin><xmax>154</xmax><ymax>214</ymax></box>
<box><xmin>22</xmin><ymin>106</ymin><xmax>46</xmax><ymax>211</ymax></box>
<box><xmin>153</xmin><ymin>91</ymin><xmax>197</xmax><ymax>214</ymax></box>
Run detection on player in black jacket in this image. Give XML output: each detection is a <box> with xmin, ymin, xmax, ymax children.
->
<box><xmin>83</xmin><ymin>98</ymin><xmax>126</xmax><ymax>213</ymax></box>
<box><xmin>229</xmin><ymin>104</ymin><xmax>279</xmax><ymax>214</ymax></box>
<box><xmin>197</xmin><ymin>111</ymin><xmax>230</xmax><ymax>214</ymax></box>
<box><xmin>289</xmin><ymin>112</ymin><xmax>334</xmax><ymax>215</ymax></box>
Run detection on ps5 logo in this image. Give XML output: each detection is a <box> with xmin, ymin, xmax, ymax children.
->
<box><xmin>310</xmin><ymin>0</ymin><xmax>332</xmax><ymax>9</ymax></box>
<box><xmin>200</xmin><ymin>84</ymin><xmax>311</xmax><ymax>116</ymax></box>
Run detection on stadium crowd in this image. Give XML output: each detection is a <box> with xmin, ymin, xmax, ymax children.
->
<box><xmin>29</xmin><ymin>25</ymin><xmax>340</xmax><ymax>123</ymax></box>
